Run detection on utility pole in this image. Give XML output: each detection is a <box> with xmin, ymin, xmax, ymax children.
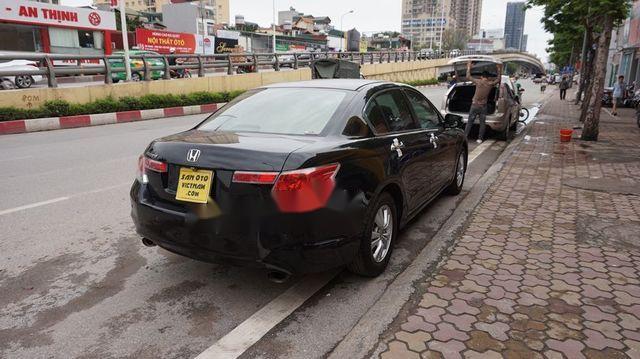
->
<box><xmin>118</xmin><ymin>0</ymin><xmax>131</xmax><ymax>81</ymax></box>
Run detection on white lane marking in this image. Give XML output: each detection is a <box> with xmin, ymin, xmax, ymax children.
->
<box><xmin>0</xmin><ymin>197</ymin><xmax>69</xmax><ymax>216</ymax></box>
<box><xmin>468</xmin><ymin>139</ymin><xmax>496</xmax><ymax>164</ymax></box>
<box><xmin>0</xmin><ymin>155</ymin><xmax>34</xmax><ymax>163</ymax></box>
<box><xmin>193</xmin><ymin>141</ymin><xmax>498</xmax><ymax>359</ymax></box>
<box><xmin>0</xmin><ymin>182</ymin><xmax>130</xmax><ymax>216</ymax></box>
<box><xmin>195</xmin><ymin>271</ymin><xmax>337</xmax><ymax>359</ymax></box>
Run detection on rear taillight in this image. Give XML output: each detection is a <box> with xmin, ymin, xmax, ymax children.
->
<box><xmin>144</xmin><ymin>157</ymin><xmax>168</xmax><ymax>173</ymax></box>
<box><xmin>137</xmin><ymin>155</ymin><xmax>167</xmax><ymax>183</ymax></box>
<box><xmin>232</xmin><ymin>171</ymin><xmax>279</xmax><ymax>184</ymax></box>
<box><xmin>271</xmin><ymin>164</ymin><xmax>340</xmax><ymax>213</ymax></box>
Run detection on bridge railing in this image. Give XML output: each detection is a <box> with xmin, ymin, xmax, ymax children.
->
<box><xmin>0</xmin><ymin>50</ymin><xmax>490</xmax><ymax>88</ymax></box>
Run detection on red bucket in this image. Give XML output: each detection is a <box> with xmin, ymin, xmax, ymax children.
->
<box><xmin>560</xmin><ymin>129</ymin><xmax>573</xmax><ymax>142</ymax></box>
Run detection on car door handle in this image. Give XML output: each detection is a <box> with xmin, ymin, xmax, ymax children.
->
<box><xmin>429</xmin><ymin>133</ymin><xmax>439</xmax><ymax>148</ymax></box>
<box><xmin>391</xmin><ymin>138</ymin><xmax>405</xmax><ymax>157</ymax></box>
<box><xmin>390</xmin><ymin>138</ymin><xmax>405</xmax><ymax>151</ymax></box>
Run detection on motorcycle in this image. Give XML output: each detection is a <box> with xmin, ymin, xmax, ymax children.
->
<box><xmin>170</xmin><ymin>68</ymin><xmax>191</xmax><ymax>79</ymax></box>
<box><xmin>622</xmin><ymin>85</ymin><xmax>637</xmax><ymax>108</ymax></box>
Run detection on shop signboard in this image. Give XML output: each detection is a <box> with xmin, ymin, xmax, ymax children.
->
<box><xmin>0</xmin><ymin>0</ymin><xmax>116</xmax><ymax>31</ymax></box>
<box><xmin>136</xmin><ymin>28</ymin><xmax>214</xmax><ymax>54</ymax></box>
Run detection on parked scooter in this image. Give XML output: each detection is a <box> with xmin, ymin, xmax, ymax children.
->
<box><xmin>602</xmin><ymin>88</ymin><xmax>613</xmax><ymax>108</ymax></box>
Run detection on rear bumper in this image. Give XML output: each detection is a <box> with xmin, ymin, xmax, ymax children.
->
<box><xmin>130</xmin><ymin>181</ymin><xmax>364</xmax><ymax>274</ymax></box>
<box><xmin>444</xmin><ymin>111</ymin><xmax>506</xmax><ymax>131</ymax></box>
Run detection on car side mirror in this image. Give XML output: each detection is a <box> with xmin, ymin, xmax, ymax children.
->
<box><xmin>444</xmin><ymin>114</ymin><xmax>464</xmax><ymax>129</ymax></box>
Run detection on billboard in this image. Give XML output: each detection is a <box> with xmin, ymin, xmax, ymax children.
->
<box><xmin>135</xmin><ymin>28</ymin><xmax>214</xmax><ymax>54</ymax></box>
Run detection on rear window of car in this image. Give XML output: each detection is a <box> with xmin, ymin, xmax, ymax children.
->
<box><xmin>197</xmin><ymin>88</ymin><xmax>348</xmax><ymax>135</ymax></box>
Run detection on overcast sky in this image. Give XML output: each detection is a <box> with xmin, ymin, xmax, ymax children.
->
<box><xmin>62</xmin><ymin>0</ymin><xmax>551</xmax><ymax>61</ymax></box>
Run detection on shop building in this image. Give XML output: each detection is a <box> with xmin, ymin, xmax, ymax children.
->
<box><xmin>0</xmin><ymin>0</ymin><xmax>116</xmax><ymax>55</ymax></box>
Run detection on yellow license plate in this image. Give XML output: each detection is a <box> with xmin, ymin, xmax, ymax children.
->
<box><xmin>175</xmin><ymin>167</ymin><xmax>213</xmax><ymax>204</ymax></box>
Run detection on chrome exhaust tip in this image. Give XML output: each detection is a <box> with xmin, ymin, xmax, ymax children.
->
<box><xmin>141</xmin><ymin>238</ymin><xmax>156</xmax><ymax>247</ymax></box>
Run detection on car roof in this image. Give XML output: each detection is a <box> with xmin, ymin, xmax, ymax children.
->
<box><xmin>262</xmin><ymin>79</ymin><xmax>387</xmax><ymax>91</ymax></box>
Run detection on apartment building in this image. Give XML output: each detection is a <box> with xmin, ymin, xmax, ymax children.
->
<box><xmin>94</xmin><ymin>0</ymin><xmax>229</xmax><ymax>25</ymax></box>
<box><xmin>401</xmin><ymin>0</ymin><xmax>481</xmax><ymax>49</ymax></box>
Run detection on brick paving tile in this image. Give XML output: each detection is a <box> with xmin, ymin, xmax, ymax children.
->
<box><xmin>375</xmin><ymin>91</ymin><xmax>640</xmax><ymax>358</ymax></box>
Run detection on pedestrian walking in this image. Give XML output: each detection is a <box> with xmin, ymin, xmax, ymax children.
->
<box><xmin>613</xmin><ymin>75</ymin><xmax>626</xmax><ymax>116</ymax></box>
<box><xmin>559</xmin><ymin>76</ymin><xmax>570</xmax><ymax>100</ymax></box>
<box><xmin>465</xmin><ymin>60</ymin><xmax>502</xmax><ymax>144</ymax></box>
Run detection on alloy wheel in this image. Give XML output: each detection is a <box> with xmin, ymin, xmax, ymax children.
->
<box><xmin>371</xmin><ymin>204</ymin><xmax>393</xmax><ymax>263</ymax></box>
<box><xmin>15</xmin><ymin>75</ymin><xmax>32</xmax><ymax>88</ymax></box>
<box><xmin>456</xmin><ymin>152</ymin><xmax>465</xmax><ymax>187</ymax></box>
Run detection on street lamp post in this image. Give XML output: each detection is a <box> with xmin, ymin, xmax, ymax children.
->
<box><xmin>439</xmin><ymin>0</ymin><xmax>445</xmax><ymax>50</ymax></box>
<box><xmin>272</xmin><ymin>0</ymin><xmax>276</xmax><ymax>52</ymax></box>
<box><xmin>340</xmin><ymin>10</ymin><xmax>354</xmax><ymax>51</ymax></box>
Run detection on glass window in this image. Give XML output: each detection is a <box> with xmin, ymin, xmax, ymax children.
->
<box><xmin>0</xmin><ymin>24</ymin><xmax>43</xmax><ymax>52</ymax></box>
<box><xmin>405</xmin><ymin>90</ymin><xmax>441</xmax><ymax>130</ymax></box>
<box><xmin>49</xmin><ymin>27</ymin><xmax>79</xmax><ymax>48</ymax></box>
<box><xmin>198</xmin><ymin>88</ymin><xmax>348</xmax><ymax>135</ymax></box>
<box><xmin>364</xmin><ymin>89</ymin><xmax>417</xmax><ymax>134</ymax></box>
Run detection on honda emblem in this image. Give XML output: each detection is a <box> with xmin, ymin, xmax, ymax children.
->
<box><xmin>186</xmin><ymin>149</ymin><xmax>201</xmax><ymax>162</ymax></box>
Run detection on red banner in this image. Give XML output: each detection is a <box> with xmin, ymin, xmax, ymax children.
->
<box><xmin>135</xmin><ymin>28</ymin><xmax>197</xmax><ymax>54</ymax></box>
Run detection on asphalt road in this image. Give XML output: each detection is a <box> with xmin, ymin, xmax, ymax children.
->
<box><xmin>0</xmin><ymin>80</ymin><xmax>547</xmax><ymax>358</ymax></box>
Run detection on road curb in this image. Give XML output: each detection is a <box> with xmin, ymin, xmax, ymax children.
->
<box><xmin>328</xmin><ymin>127</ymin><xmax>533</xmax><ymax>359</ymax></box>
<box><xmin>0</xmin><ymin>103</ymin><xmax>225</xmax><ymax>136</ymax></box>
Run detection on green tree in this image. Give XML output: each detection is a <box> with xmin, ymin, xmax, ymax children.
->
<box><xmin>528</xmin><ymin>0</ymin><xmax>631</xmax><ymax>141</ymax></box>
<box><xmin>114</xmin><ymin>9</ymin><xmax>143</xmax><ymax>32</ymax></box>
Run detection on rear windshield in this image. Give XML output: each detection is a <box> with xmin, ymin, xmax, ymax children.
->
<box><xmin>198</xmin><ymin>88</ymin><xmax>349</xmax><ymax>135</ymax></box>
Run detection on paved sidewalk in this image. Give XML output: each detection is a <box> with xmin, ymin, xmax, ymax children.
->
<box><xmin>375</xmin><ymin>92</ymin><xmax>640</xmax><ymax>359</ymax></box>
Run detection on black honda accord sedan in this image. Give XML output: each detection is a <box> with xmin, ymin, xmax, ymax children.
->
<box><xmin>131</xmin><ymin>79</ymin><xmax>467</xmax><ymax>278</ymax></box>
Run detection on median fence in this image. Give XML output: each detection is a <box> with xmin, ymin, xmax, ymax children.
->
<box><xmin>0</xmin><ymin>50</ymin><xmax>485</xmax><ymax>88</ymax></box>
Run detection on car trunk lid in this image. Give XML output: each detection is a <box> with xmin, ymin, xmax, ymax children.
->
<box><xmin>449</xmin><ymin>56</ymin><xmax>502</xmax><ymax>82</ymax></box>
<box><xmin>143</xmin><ymin>130</ymin><xmax>319</xmax><ymax>206</ymax></box>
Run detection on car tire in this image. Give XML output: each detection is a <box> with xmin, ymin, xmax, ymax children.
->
<box><xmin>15</xmin><ymin>75</ymin><xmax>33</xmax><ymax>88</ymax></box>
<box><xmin>509</xmin><ymin>114</ymin><xmax>518</xmax><ymax>131</ymax></box>
<box><xmin>498</xmin><ymin>121</ymin><xmax>511</xmax><ymax>141</ymax></box>
<box><xmin>348</xmin><ymin>192</ymin><xmax>397</xmax><ymax>277</ymax></box>
<box><xmin>131</xmin><ymin>72</ymin><xmax>141</xmax><ymax>82</ymax></box>
<box><xmin>445</xmin><ymin>148</ymin><xmax>467</xmax><ymax>195</ymax></box>
<box><xmin>112</xmin><ymin>78</ymin><xmax>120</xmax><ymax>83</ymax></box>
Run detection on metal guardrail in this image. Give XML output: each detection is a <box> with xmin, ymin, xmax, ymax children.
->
<box><xmin>0</xmin><ymin>50</ymin><xmax>488</xmax><ymax>88</ymax></box>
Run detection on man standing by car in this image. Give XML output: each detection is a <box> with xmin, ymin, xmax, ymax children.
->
<box><xmin>465</xmin><ymin>60</ymin><xmax>503</xmax><ymax>144</ymax></box>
